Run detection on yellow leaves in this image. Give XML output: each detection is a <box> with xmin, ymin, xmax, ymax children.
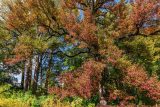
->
<box><xmin>33</xmin><ymin>38</ymin><xmax>49</xmax><ymax>52</ymax></box>
<box><xmin>0</xmin><ymin>33</ymin><xmax>11</xmax><ymax>43</ymax></box>
<box><xmin>14</xmin><ymin>43</ymin><xmax>32</xmax><ymax>57</ymax></box>
<box><xmin>72</xmin><ymin>9</ymin><xmax>79</xmax><ymax>16</ymax></box>
<box><xmin>0</xmin><ymin>84</ymin><xmax>12</xmax><ymax>93</ymax></box>
<box><xmin>116</xmin><ymin>57</ymin><xmax>131</xmax><ymax>70</ymax></box>
<box><xmin>18</xmin><ymin>35</ymin><xmax>32</xmax><ymax>45</ymax></box>
<box><xmin>41</xmin><ymin>97</ymin><xmax>71</xmax><ymax>107</ymax></box>
<box><xmin>0</xmin><ymin>98</ymin><xmax>30</xmax><ymax>107</ymax></box>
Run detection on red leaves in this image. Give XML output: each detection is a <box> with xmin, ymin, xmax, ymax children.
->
<box><xmin>59</xmin><ymin>9</ymin><xmax>98</xmax><ymax>48</ymax></box>
<box><xmin>103</xmin><ymin>45</ymin><xmax>160</xmax><ymax>102</ymax></box>
<box><xmin>124</xmin><ymin>65</ymin><xmax>148</xmax><ymax>87</ymax></box>
<box><xmin>123</xmin><ymin>65</ymin><xmax>160</xmax><ymax>100</ymax></box>
<box><xmin>4</xmin><ymin>55</ymin><xmax>24</xmax><ymax>65</ymax></box>
<box><xmin>109</xmin><ymin>90</ymin><xmax>135</xmax><ymax>103</ymax></box>
<box><xmin>49</xmin><ymin>60</ymin><xmax>105</xmax><ymax>99</ymax></box>
<box><xmin>141</xmin><ymin>77</ymin><xmax>160</xmax><ymax>100</ymax></box>
<box><xmin>114</xmin><ymin>0</ymin><xmax>159</xmax><ymax>37</ymax></box>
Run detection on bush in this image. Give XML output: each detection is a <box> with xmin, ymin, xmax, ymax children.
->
<box><xmin>0</xmin><ymin>98</ymin><xmax>29</xmax><ymax>107</ymax></box>
<box><xmin>0</xmin><ymin>84</ymin><xmax>97</xmax><ymax>107</ymax></box>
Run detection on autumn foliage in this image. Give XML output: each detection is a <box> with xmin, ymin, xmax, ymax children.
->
<box><xmin>49</xmin><ymin>59</ymin><xmax>105</xmax><ymax>99</ymax></box>
<box><xmin>0</xmin><ymin>0</ymin><xmax>160</xmax><ymax>106</ymax></box>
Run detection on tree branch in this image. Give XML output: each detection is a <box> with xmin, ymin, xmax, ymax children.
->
<box><xmin>43</xmin><ymin>48</ymin><xmax>90</xmax><ymax>58</ymax></box>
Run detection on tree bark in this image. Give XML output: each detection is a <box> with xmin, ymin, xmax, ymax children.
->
<box><xmin>24</xmin><ymin>59</ymin><xmax>29</xmax><ymax>91</ymax></box>
<box><xmin>28</xmin><ymin>58</ymin><xmax>32</xmax><ymax>90</ymax></box>
<box><xmin>32</xmin><ymin>55</ymin><xmax>40</xmax><ymax>94</ymax></box>
<box><xmin>93</xmin><ymin>45</ymin><xmax>107</xmax><ymax>105</ymax></box>
<box><xmin>24</xmin><ymin>58</ymin><xmax>32</xmax><ymax>91</ymax></box>
<box><xmin>45</xmin><ymin>53</ymin><xmax>52</xmax><ymax>93</ymax></box>
<box><xmin>40</xmin><ymin>55</ymin><xmax>43</xmax><ymax>87</ymax></box>
<box><xmin>21</xmin><ymin>63</ymin><xmax>25</xmax><ymax>89</ymax></box>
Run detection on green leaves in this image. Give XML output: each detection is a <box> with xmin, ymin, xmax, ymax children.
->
<box><xmin>17</xmin><ymin>35</ymin><xmax>61</xmax><ymax>53</ymax></box>
<box><xmin>118</xmin><ymin>35</ymin><xmax>160</xmax><ymax>76</ymax></box>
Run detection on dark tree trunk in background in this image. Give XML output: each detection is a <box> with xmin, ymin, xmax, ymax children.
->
<box><xmin>24</xmin><ymin>59</ymin><xmax>29</xmax><ymax>91</ymax></box>
<box><xmin>21</xmin><ymin>64</ymin><xmax>25</xmax><ymax>89</ymax></box>
<box><xmin>28</xmin><ymin>58</ymin><xmax>32</xmax><ymax>90</ymax></box>
<box><xmin>99</xmin><ymin>67</ymin><xmax>108</xmax><ymax>106</ymax></box>
<box><xmin>40</xmin><ymin>67</ymin><xmax>43</xmax><ymax>86</ymax></box>
<box><xmin>32</xmin><ymin>55</ymin><xmax>40</xmax><ymax>94</ymax></box>
<box><xmin>24</xmin><ymin>58</ymin><xmax>32</xmax><ymax>91</ymax></box>
<box><xmin>45</xmin><ymin>70</ymin><xmax>49</xmax><ymax>94</ymax></box>
<box><xmin>45</xmin><ymin>53</ymin><xmax>52</xmax><ymax>93</ymax></box>
<box><xmin>40</xmin><ymin>55</ymin><xmax>43</xmax><ymax>87</ymax></box>
<box><xmin>93</xmin><ymin>46</ymin><xmax>107</xmax><ymax>106</ymax></box>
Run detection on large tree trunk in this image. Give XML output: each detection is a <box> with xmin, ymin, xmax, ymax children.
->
<box><xmin>24</xmin><ymin>58</ymin><xmax>32</xmax><ymax>91</ymax></box>
<box><xmin>21</xmin><ymin>63</ymin><xmax>25</xmax><ymax>89</ymax></box>
<box><xmin>39</xmin><ymin>55</ymin><xmax>43</xmax><ymax>87</ymax></box>
<box><xmin>99</xmin><ymin>67</ymin><xmax>108</xmax><ymax>106</ymax></box>
<box><xmin>28</xmin><ymin>58</ymin><xmax>32</xmax><ymax>90</ymax></box>
<box><xmin>45</xmin><ymin>53</ymin><xmax>52</xmax><ymax>93</ymax></box>
<box><xmin>24</xmin><ymin>59</ymin><xmax>29</xmax><ymax>91</ymax></box>
<box><xmin>93</xmin><ymin>46</ymin><xmax>107</xmax><ymax>105</ymax></box>
<box><xmin>45</xmin><ymin>70</ymin><xmax>49</xmax><ymax>94</ymax></box>
<box><xmin>32</xmin><ymin>55</ymin><xmax>40</xmax><ymax>94</ymax></box>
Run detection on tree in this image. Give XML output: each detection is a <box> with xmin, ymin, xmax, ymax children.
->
<box><xmin>2</xmin><ymin>0</ymin><xmax>62</xmax><ymax>93</ymax></box>
<box><xmin>49</xmin><ymin>0</ymin><xmax>160</xmax><ymax>105</ymax></box>
<box><xmin>0</xmin><ymin>0</ymin><xmax>160</xmax><ymax>106</ymax></box>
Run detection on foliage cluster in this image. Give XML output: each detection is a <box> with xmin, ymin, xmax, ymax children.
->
<box><xmin>0</xmin><ymin>84</ymin><xmax>96</xmax><ymax>107</ymax></box>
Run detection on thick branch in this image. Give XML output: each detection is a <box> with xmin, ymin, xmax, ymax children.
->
<box><xmin>43</xmin><ymin>48</ymin><xmax>90</xmax><ymax>58</ymax></box>
<box><xmin>117</xmin><ymin>27</ymin><xmax>160</xmax><ymax>41</ymax></box>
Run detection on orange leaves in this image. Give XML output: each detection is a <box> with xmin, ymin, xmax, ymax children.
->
<box><xmin>6</xmin><ymin>1</ymin><xmax>37</xmax><ymax>30</ymax></box>
<box><xmin>24</xmin><ymin>0</ymin><xmax>39</xmax><ymax>8</ymax></box>
<box><xmin>124</xmin><ymin>65</ymin><xmax>148</xmax><ymax>87</ymax></box>
<box><xmin>5</xmin><ymin>0</ymin><xmax>58</xmax><ymax>31</ymax></box>
<box><xmin>103</xmin><ymin>46</ymin><xmax>160</xmax><ymax>102</ymax></box>
<box><xmin>158</xmin><ymin>7</ymin><xmax>160</xmax><ymax>17</ymax></box>
<box><xmin>143</xmin><ymin>27</ymin><xmax>158</xmax><ymax>35</ymax></box>
<box><xmin>4</xmin><ymin>44</ymin><xmax>33</xmax><ymax>65</ymax></box>
<box><xmin>4</xmin><ymin>55</ymin><xmax>24</xmax><ymax>65</ymax></box>
<box><xmin>13</xmin><ymin>44</ymin><xmax>33</xmax><ymax>59</ymax></box>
